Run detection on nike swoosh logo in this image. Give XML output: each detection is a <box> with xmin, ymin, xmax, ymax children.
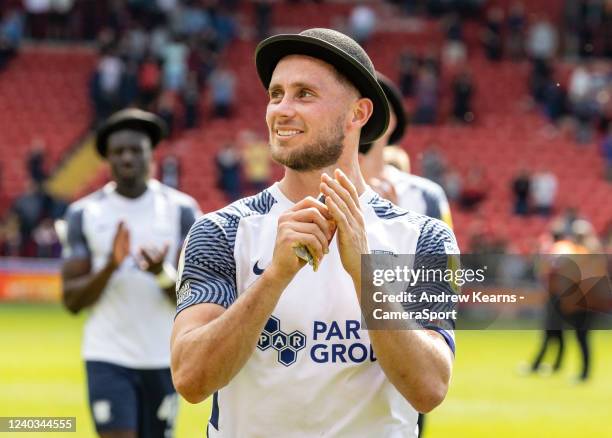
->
<box><xmin>253</xmin><ymin>261</ymin><xmax>265</xmax><ymax>275</ymax></box>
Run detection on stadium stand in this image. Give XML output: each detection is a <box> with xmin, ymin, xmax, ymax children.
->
<box><xmin>0</xmin><ymin>45</ymin><xmax>96</xmax><ymax>211</ymax></box>
<box><xmin>1</xmin><ymin>0</ymin><xmax>610</xmax><ymax>256</ymax></box>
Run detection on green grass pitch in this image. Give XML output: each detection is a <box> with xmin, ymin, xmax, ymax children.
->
<box><xmin>1</xmin><ymin>303</ymin><xmax>610</xmax><ymax>437</ymax></box>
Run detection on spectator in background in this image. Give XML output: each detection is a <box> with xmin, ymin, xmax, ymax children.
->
<box><xmin>182</xmin><ymin>72</ymin><xmax>200</xmax><ymax>129</ymax></box>
<box><xmin>577</xmin><ymin>0</ymin><xmax>602</xmax><ymax>59</ymax></box>
<box><xmin>27</xmin><ymin>139</ymin><xmax>47</xmax><ymax>185</ymax></box>
<box><xmin>452</xmin><ymin>67</ymin><xmax>474</xmax><ymax>123</ymax></box>
<box><xmin>482</xmin><ymin>7</ymin><xmax>504</xmax><ymax>61</ymax></box>
<box><xmin>399</xmin><ymin>50</ymin><xmax>418</xmax><ymax>97</ymax></box>
<box><xmin>348</xmin><ymin>2</ymin><xmax>377</xmax><ymax>46</ymax></box>
<box><xmin>176</xmin><ymin>0</ymin><xmax>211</xmax><ymax>37</ymax></box>
<box><xmin>421</xmin><ymin>145</ymin><xmax>446</xmax><ymax>186</ymax></box>
<box><xmin>0</xmin><ymin>7</ymin><xmax>24</xmax><ymax>70</ymax></box>
<box><xmin>93</xmin><ymin>47</ymin><xmax>124</xmax><ymax>122</ymax></box>
<box><xmin>150</xmin><ymin>23</ymin><xmax>171</xmax><ymax>60</ymax></box>
<box><xmin>604</xmin><ymin>0</ymin><xmax>612</xmax><ymax>58</ymax></box>
<box><xmin>568</xmin><ymin>62</ymin><xmax>595</xmax><ymax>143</ymax></box>
<box><xmin>48</xmin><ymin>0</ymin><xmax>74</xmax><ymax>40</ymax></box>
<box><xmin>161</xmin><ymin>34</ymin><xmax>188</xmax><ymax>91</ymax></box>
<box><xmin>216</xmin><ymin>142</ymin><xmax>242</xmax><ymax>201</ymax></box>
<box><xmin>157</xmin><ymin>90</ymin><xmax>176</xmax><ymax>135</ymax></box>
<box><xmin>601</xmin><ymin>125</ymin><xmax>612</xmax><ymax>181</ymax></box>
<box><xmin>443</xmin><ymin>12</ymin><xmax>463</xmax><ymax>42</ymax></box>
<box><xmin>529</xmin><ymin>58</ymin><xmax>553</xmax><ymax>105</ymax></box>
<box><xmin>413</xmin><ymin>66</ymin><xmax>439</xmax><ymax>124</ymax></box>
<box><xmin>543</xmin><ymin>80</ymin><xmax>567</xmax><ymax>125</ymax></box>
<box><xmin>512</xmin><ymin>168</ymin><xmax>530</xmax><ymax>215</ymax></box>
<box><xmin>506</xmin><ymin>1</ymin><xmax>526</xmax><ymax>61</ymax></box>
<box><xmin>459</xmin><ymin>166</ymin><xmax>487</xmax><ymax>210</ymax></box>
<box><xmin>254</xmin><ymin>0</ymin><xmax>274</xmax><ymax>41</ymax></box>
<box><xmin>211</xmin><ymin>3</ymin><xmax>238</xmax><ymax>50</ymax></box>
<box><xmin>119</xmin><ymin>59</ymin><xmax>140</xmax><ymax>108</ymax></box>
<box><xmin>208</xmin><ymin>64</ymin><xmax>236</xmax><ymax>118</ymax></box>
<box><xmin>444</xmin><ymin>170</ymin><xmax>462</xmax><ymax>202</ymax></box>
<box><xmin>11</xmin><ymin>181</ymin><xmax>57</xmax><ymax>257</ymax></box>
<box><xmin>0</xmin><ymin>33</ymin><xmax>16</xmax><ymax>71</ymax></box>
<box><xmin>422</xmin><ymin>46</ymin><xmax>441</xmax><ymax>76</ymax></box>
<box><xmin>157</xmin><ymin>0</ymin><xmax>179</xmax><ymax>16</ymax></box>
<box><xmin>563</xmin><ymin>0</ymin><xmax>582</xmax><ymax>58</ymax></box>
<box><xmin>0</xmin><ymin>213</ymin><xmax>22</xmax><ymax>257</ymax></box>
<box><xmin>160</xmin><ymin>154</ymin><xmax>180</xmax><ymax>189</ymax></box>
<box><xmin>442</xmin><ymin>13</ymin><xmax>467</xmax><ymax>66</ymax></box>
<box><xmin>24</xmin><ymin>0</ymin><xmax>51</xmax><ymax>39</ymax></box>
<box><xmin>240</xmin><ymin>130</ymin><xmax>271</xmax><ymax>193</ymax></box>
<box><xmin>527</xmin><ymin>220</ymin><xmax>570</xmax><ymax>377</ymax></box>
<box><xmin>122</xmin><ymin>22</ymin><xmax>149</xmax><ymax>64</ymax></box>
<box><xmin>531</xmin><ymin>169</ymin><xmax>558</xmax><ymax>216</ymax></box>
<box><xmin>138</xmin><ymin>53</ymin><xmax>162</xmax><ymax>109</ymax></box>
<box><xmin>527</xmin><ymin>14</ymin><xmax>558</xmax><ymax>62</ymax></box>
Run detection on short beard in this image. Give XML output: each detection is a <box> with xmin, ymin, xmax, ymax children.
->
<box><xmin>271</xmin><ymin>119</ymin><xmax>345</xmax><ymax>171</ymax></box>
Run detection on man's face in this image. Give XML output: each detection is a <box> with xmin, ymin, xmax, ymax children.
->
<box><xmin>106</xmin><ymin>130</ymin><xmax>152</xmax><ymax>185</ymax></box>
<box><xmin>265</xmin><ymin>55</ymin><xmax>358</xmax><ymax>171</ymax></box>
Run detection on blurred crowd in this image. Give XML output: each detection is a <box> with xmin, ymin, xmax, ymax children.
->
<box><xmin>1</xmin><ymin>0</ymin><xmax>612</xmax><ymax>258</ymax></box>
<box><xmin>0</xmin><ymin>140</ymin><xmax>66</xmax><ymax>258</ymax></box>
<box><xmin>88</xmin><ymin>0</ymin><xmax>238</xmax><ymax>134</ymax></box>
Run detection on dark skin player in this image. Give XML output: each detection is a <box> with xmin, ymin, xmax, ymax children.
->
<box><xmin>61</xmin><ymin>129</ymin><xmax>175</xmax><ymax>316</ymax></box>
<box><xmin>62</xmin><ymin>130</ymin><xmax>175</xmax><ymax>438</ymax></box>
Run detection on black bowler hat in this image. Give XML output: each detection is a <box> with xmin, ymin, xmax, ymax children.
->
<box><xmin>96</xmin><ymin>108</ymin><xmax>168</xmax><ymax>157</ymax></box>
<box><xmin>359</xmin><ymin>72</ymin><xmax>408</xmax><ymax>155</ymax></box>
<box><xmin>255</xmin><ymin>28</ymin><xmax>389</xmax><ymax>145</ymax></box>
<box><xmin>377</xmin><ymin>72</ymin><xmax>407</xmax><ymax>145</ymax></box>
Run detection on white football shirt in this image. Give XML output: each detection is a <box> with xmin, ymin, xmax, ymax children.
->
<box><xmin>176</xmin><ymin>183</ymin><xmax>457</xmax><ymax>437</ymax></box>
<box><xmin>63</xmin><ymin>179</ymin><xmax>200</xmax><ymax>368</ymax></box>
<box><xmin>385</xmin><ymin>165</ymin><xmax>453</xmax><ymax>228</ymax></box>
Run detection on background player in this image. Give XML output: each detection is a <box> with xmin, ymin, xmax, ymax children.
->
<box><xmin>360</xmin><ymin>72</ymin><xmax>453</xmax><ymax>229</ymax></box>
<box><xmin>171</xmin><ymin>28</ymin><xmax>457</xmax><ymax>437</ymax></box>
<box><xmin>359</xmin><ymin>72</ymin><xmax>454</xmax><ymax>438</ymax></box>
<box><xmin>60</xmin><ymin>109</ymin><xmax>200</xmax><ymax>438</ymax></box>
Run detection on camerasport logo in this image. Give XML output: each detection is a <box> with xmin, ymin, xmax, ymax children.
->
<box><xmin>257</xmin><ymin>316</ymin><xmax>306</xmax><ymax>367</ymax></box>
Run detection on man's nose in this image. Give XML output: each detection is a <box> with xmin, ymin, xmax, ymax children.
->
<box><xmin>271</xmin><ymin>94</ymin><xmax>297</xmax><ymax>119</ymax></box>
<box><xmin>120</xmin><ymin>149</ymin><xmax>136</xmax><ymax>162</ymax></box>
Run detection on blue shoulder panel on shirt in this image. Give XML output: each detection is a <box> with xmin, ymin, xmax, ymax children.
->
<box><xmin>369</xmin><ymin>193</ymin><xmax>459</xmax><ymax>353</ymax></box>
<box><xmin>176</xmin><ymin>190</ymin><xmax>277</xmax><ymax>315</ymax></box>
<box><xmin>368</xmin><ymin>193</ymin><xmax>409</xmax><ymax>220</ymax></box>
<box><xmin>422</xmin><ymin>189</ymin><xmax>442</xmax><ymax>221</ymax></box>
<box><xmin>63</xmin><ymin>204</ymin><xmax>90</xmax><ymax>259</ymax></box>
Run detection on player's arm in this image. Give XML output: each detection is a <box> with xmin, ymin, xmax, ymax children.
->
<box><xmin>321</xmin><ymin>169</ymin><xmax>453</xmax><ymax>414</ymax></box>
<box><xmin>171</xmin><ymin>266</ymin><xmax>292</xmax><ymax>404</ymax></box>
<box><xmin>61</xmin><ymin>218</ymin><xmax>129</xmax><ymax>314</ymax></box>
<box><xmin>171</xmin><ymin>198</ymin><xmax>334</xmax><ymax>404</ymax></box>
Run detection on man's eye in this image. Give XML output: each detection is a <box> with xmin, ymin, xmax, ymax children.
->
<box><xmin>299</xmin><ymin>90</ymin><xmax>314</xmax><ymax>98</ymax></box>
<box><xmin>269</xmin><ymin>91</ymin><xmax>282</xmax><ymax>100</ymax></box>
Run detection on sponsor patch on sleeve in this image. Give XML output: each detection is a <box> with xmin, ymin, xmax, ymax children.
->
<box><xmin>176</xmin><ymin>281</ymin><xmax>192</xmax><ymax>306</ymax></box>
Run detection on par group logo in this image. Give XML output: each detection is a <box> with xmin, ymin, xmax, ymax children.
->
<box><xmin>257</xmin><ymin>316</ymin><xmax>307</xmax><ymax>366</ymax></box>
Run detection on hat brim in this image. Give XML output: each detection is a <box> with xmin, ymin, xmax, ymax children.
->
<box><xmin>255</xmin><ymin>34</ymin><xmax>389</xmax><ymax>145</ymax></box>
<box><xmin>96</xmin><ymin>114</ymin><xmax>167</xmax><ymax>157</ymax></box>
<box><xmin>378</xmin><ymin>74</ymin><xmax>407</xmax><ymax>145</ymax></box>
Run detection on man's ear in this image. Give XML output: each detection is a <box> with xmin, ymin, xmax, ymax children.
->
<box><xmin>351</xmin><ymin>97</ymin><xmax>374</xmax><ymax>129</ymax></box>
